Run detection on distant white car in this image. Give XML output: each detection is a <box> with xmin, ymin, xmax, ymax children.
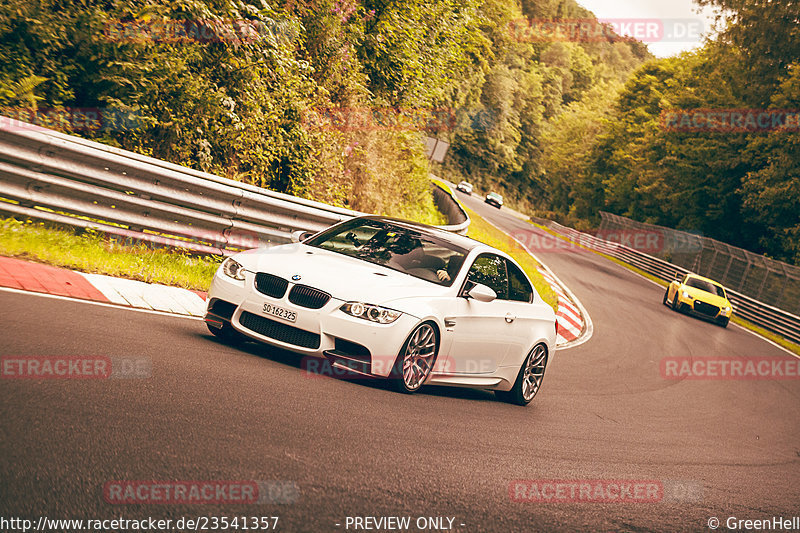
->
<box><xmin>205</xmin><ymin>216</ymin><xmax>556</xmax><ymax>405</ymax></box>
<box><xmin>485</xmin><ymin>192</ymin><xmax>503</xmax><ymax>208</ymax></box>
<box><xmin>456</xmin><ymin>181</ymin><xmax>473</xmax><ymax>195</ymax></box>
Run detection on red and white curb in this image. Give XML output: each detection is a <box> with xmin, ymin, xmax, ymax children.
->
<box><xmin>0</xmin><ymin>256</ymin><xmax>207</xmax><ymax>316</ymax></box>
<box><xmin>536</xmin><ymin>267</ymin><xmax>584</xmax><ymax>346</ymax></box>
<box><xmin>1</xmin><ymin>248</ymin><xmax>592</xmax><ymax>348</ymax></box>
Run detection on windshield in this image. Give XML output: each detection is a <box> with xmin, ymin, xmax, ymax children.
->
<box><xmin>305</xmin><ymin>219</ymin><xmax>468</xmax><ymax>286</ymax></box>
<box><xmin>685</xmin><ymin>277</ymin><xmax>726</xmax><ymax>298</ymax></box>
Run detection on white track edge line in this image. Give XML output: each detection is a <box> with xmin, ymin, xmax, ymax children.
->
<box><xmin>0</xmin><ymin>286</ymin><xmax>204</xmax><ymax>321</ymax></box>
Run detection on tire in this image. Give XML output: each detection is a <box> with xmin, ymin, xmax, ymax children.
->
<box><xmin>207</xmin><ymin>322</ymin><xmax>247</xmax><ymax>344</ymax></box>
<box><xmin>717</xmin><ymin>316</ymin><xmax>729</xmax><ymax>328</ymax></box>
<box><xmin>662</xmin><ymin>288</ymin><xmax>670</xmax><ymax>306</ymax></box>
<box><xmin>496</xmin><ymin>343</ymin><xmax>548</xmax><ymax>406</ymax></box>
<box><xmin>390</xmin><ymin>322</ymin><xmax>439</xmax><ymax>394</ymax></box>
<box><xmin>671</xmin><ymin>292</ymin><xmax>681</xmax><ymax>312</ymax></box>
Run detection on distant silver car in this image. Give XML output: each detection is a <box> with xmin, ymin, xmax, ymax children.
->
<box><xmin>456</xmin><ymin>181</ymin><xmax>473</xmax><ymax>195</ymax></box>
<box><xmin>485</xmin><ymin>192</ymin><xmax>503</xmax><ymax>208</ymax></box>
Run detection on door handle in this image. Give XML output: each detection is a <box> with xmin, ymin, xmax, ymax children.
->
<box><xmin>505</xmin><ymin>313</ymin><xmax>516</xmax><ymax>323</ymax></box>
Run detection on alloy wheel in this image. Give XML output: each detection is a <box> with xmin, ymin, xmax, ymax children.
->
<box><xmin>400</xmin><ymin>323</ymin><xmax>437</xmax><ymax>391</ymax></box>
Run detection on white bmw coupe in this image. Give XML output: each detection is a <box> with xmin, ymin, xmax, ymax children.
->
<box><xmin>204</xmin><ymin>216</ymin><xmax>556</xmax><ymax>405</ymax></box>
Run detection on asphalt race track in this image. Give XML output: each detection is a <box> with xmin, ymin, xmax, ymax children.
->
<box><xmin>2</xmin><ymin>200</ymin><xmax>799</xmax><ymax>532</ymax></box>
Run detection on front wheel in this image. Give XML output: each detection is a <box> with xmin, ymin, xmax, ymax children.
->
<box><xmin>391</xmin><ymin>322</ymin><xmax>439</xmax><ymax>394</ymax></box>
<box><xmin>496</xmin><ymin>343</ymin><xmax>548</xmax><ymax>406</ymax></box>
<box><xmin>671</xmin><ymin>293</ymin><xmax>681</xmax><ymax>312</ymax></box>
<box><xmin>717</xmin><ymin>316</ymin><xmax>729</xmax><ymax>328</ymax></box>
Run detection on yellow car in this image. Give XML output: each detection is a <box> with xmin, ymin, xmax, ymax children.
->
<box><xmin>663</xmin><ymin>273</ymin><xmax>733</xmax><ymax>328</ymax></box>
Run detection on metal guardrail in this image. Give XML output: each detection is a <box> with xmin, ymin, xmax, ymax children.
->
<box><xmin>430</xmin><ymin>180</ymin><xmax>470</xmax><ymax>234</ymax></box>
<box><xmin>0</xmin><ymin>118</ymin><xmax>469</xmax><ymax>256</ymax></box>
<box><xmin>598</xmin><ymin>211</ymin><xmax>800</xmax><ymax>315</ymax></box>
<box><xmin>537</xmin><ymin>220</ymin><xmax>800</xmax><ymax>345</ymax></box>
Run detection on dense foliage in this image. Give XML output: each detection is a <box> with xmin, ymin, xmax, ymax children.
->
<box><xmin>0</xmin><ymin>0</ymin><xmax>647</xmax><ymax>227</ymax></box>
<box><xmin>2</xmin><ymin>0</ymin><xmax>793</xmax><ymax>263</ymax></box>
<box><xmin>550</xmin><ymin>0</ymin><xmax>800</xmax><ymax>264</ymax></box>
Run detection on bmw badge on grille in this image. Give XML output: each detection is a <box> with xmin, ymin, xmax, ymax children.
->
<box><xmin>291</xmin><ymin>274</ymin><xmax>301</xmax><ymax>281</ymax></box>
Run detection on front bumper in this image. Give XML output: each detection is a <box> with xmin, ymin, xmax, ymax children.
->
<box><xmin>205</xmin><ymin>271</ymin><xmax>418</xmax><ymax>377</ymax></box>
<box><xmin>675</xmin><ymin>295</ymin><xmax>732</xmax><ymax>321</ymax></box>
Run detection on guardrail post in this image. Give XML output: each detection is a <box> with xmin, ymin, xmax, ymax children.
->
<box><xmin>756</xmin><ymin>256</ymin><xmax>770</xmax><ymax>301</ymax></box>
<box><xmin>776</xmin><ymin>264</ymin><xmax>789</xmax><ymax>307</ymax></box>
<box><xmin>739</xmin><ymin>257</ymin><xmax>752</xmax><ymax>292</ymax></box>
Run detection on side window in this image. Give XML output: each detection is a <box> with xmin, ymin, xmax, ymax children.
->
<box><xmin>466</xmin><ymin>254</ymin><xmax>508</xmax><ymax>299</ymax></box>
<box><xmin>507</xmin><ymin>261</ymin><xmax>533</xmax><ymax>303</ymax></box>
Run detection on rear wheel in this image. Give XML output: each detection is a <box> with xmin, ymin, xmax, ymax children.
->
<box><xmin>391</xmin><ymin>322</ymin><xmax>438</xmax><ymax>394</ymax></box>
<box><xmin>496</xmin><ymin>344</ymin><xmax>548</xmax><ymax>406</ymax></box>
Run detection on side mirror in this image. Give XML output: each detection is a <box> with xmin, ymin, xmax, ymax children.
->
<box><xmin>466</xmin><ymin>283</ymin><xmax>497</xmax><ymax>303</ymax></box>
<box><xmin>291</xmin><ymin>230</ymin><xmax>313</xmax><ymax>243</ymax></box>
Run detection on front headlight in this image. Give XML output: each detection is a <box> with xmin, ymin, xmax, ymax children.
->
<box><xmin>681</xmin><ymin>290</ymin><xmax>692</xmax><ymax>299</ymax></box>
<box><xmin>221</xmin><ymin>257</ymin><xmax>247</xmax><ymax>281</ymax></box>
<box><xmin>340</xmin><ymin>302</ymin><xmax>402</xmax><ymax>324</ymax></box>
<box><xmin>722</xmin><ymin>306</ymin><xmax>732</xmax><ymax>313</ymax></box>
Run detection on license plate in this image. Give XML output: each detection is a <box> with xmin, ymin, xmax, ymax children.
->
<box><xmin>263</xmin><ymin>303</ymin><xmax>297</xmax><ymax>323</ymax></box>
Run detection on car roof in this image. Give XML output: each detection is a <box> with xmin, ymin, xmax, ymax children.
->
<box><xmin>685</xmin><ymin>273</ymin><xmax>725</xmax><ymax>288</ymax></box>
<box><xmin>352</xmin><ymin>215</ymin><xmax>486</xmax><ymax>251</ymax></box>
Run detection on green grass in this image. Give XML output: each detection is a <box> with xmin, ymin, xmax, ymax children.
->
<box><xmin>531</xmin><ymin>222</ymin><xmax>800</xmax><ymax>356</ymax></box>
<box><xmin>464</xmin><ymin>207</ymin><xmax>559</xmax><ymax>312</ymax></box>
<box><xmin>0</xmin><ymin>218</ymin><xmax>221</xmax><ymax>290</ymax></box>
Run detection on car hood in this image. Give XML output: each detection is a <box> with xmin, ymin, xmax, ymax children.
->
<box><xmin>681</xmin><ymin>285</ymin><xmax>729</xmax><ymax>307</ymax></box>
<box><xmin>236</xmin><ymin>244</ymin><xmax>451</xmax><ymax>304</ymax></box>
